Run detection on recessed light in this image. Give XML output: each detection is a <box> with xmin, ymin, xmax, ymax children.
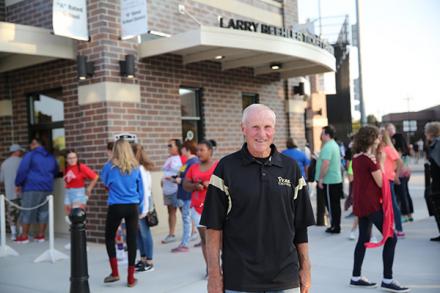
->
<box><xmin>270</xmin><ymin>63</ymin><xmax>282</xmax><ymax>70</ymax></box>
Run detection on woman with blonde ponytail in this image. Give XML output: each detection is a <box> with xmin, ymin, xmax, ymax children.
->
<box><xmin>100</xmin><ymin>139</ymin><xmax>144</xmax><ymax>287</ymax></box>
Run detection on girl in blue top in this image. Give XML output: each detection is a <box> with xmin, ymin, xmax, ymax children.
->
<box><xmin>101</xmin><ymin>139</ymin><xmax>143</xmax><ymax>288</ymax></box>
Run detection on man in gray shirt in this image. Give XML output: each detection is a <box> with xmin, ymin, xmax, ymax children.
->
<box><xmin>0</xmin><ymin>144</ymin><xmax>24</xmax><ymax>240</ymax></box>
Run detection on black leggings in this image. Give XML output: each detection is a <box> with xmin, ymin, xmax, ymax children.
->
<box><xmin>105</xmin><ymin>204</ymin><xmax>138</xmax><ymax>266</ymax></box>
<box><xmin>352</xmin><ymin>210</ymin><xmax>397</xmax><ymax>279</ymax></box>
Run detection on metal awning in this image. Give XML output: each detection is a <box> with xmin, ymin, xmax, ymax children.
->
<box><xmin>138</xmin><ymin>26</ymin><xmax>335</xmax><ymax>78</ymax></box>
<box><xmin>0</xmin><ymin>22</ymin><xmax>76</xmax><ymax>73</ymax></box>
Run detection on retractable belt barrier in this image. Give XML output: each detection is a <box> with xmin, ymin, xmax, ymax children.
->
<box><xmin>0</xmin><ymin>194</ymin><xmax>68</xmax><ymax>263</ymax></box>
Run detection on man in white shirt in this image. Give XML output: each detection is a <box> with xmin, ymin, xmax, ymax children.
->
<box><xmin>0</xmin><ymin>144</ymin><xmax>24</xmax><ymax>240</ymax></box>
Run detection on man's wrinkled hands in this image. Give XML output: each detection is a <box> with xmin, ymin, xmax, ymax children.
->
<box><xmin>207</xmin><ymin>272</ymin><xmax>223</xmax><ymax>293</ymax></box>
<box><xmin>299</xmin><ymin>267</ymin><xmax>311</xmax><ymax>293</ymax></box>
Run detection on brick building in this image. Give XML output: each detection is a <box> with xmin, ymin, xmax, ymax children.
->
<box><xmin>0</xmin><ymin>0</ymin><xmax>335</xmax><ymax>242</ymax></box>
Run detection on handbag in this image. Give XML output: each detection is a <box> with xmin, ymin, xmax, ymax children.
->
<box><xmin>145</xmin><ymin>205</ymin><xmax>159</xmax><ymax>227</ymax></box>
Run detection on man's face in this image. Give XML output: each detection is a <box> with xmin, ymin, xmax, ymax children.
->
<box><xmin>320</xmin><ymin>130</ymin><xmax>329</xmax><ymax>142</ymax></box>
<box><xmin>30</xmin><ymin>139</ymin><xmax>39</xmax><ymax>150</ymax></box>
<box><xmin>241</xmin><ymin>110</ymin><xmax>275</xmax><ymax>157</ymax></box>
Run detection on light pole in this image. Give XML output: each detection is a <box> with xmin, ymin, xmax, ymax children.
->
<box><xmin>355</xmin><ymin>0</ymin><xmax>367</xmax><ymax>125</ymax></box>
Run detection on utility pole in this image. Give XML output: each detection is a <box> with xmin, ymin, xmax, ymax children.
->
<box><xmin>355</xmin><ymin>0</ymin><xmax>367</xmax><ymax>125</ymax></box>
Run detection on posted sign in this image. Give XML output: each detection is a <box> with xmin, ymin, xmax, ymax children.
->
<box><xmin>53</xmin><ymin>0</ymin><xmax>89</xmax><ymax>41</ymax></box>
<box><xmin>121</xmin><ymin>0</ymin><xmax>148</xmax><ymax>40</ymax></box>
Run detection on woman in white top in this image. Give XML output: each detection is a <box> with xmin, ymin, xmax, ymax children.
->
<box><xmin>132</xmin><ymin>144</ymin><xmax>155</xmax><ymax>272</ymax></box>
<box><xmin>161</xmin><ymin>139</ymin><xmax>182</xmax><ymax>243</ymax></box>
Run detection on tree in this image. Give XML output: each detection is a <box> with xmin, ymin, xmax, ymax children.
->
<box><xmin>367</xmin><ymin>114</ymin><xmax>380</xmax><ymax>126</ymax></box>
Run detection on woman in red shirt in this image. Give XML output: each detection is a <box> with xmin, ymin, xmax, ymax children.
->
<box><xmin>350</xmin><ymin>126</ymin><xmax>409</xmax><ymax>292</ymax></box>
<box><xmin>64</xmin><ymin>150</ymin><xmax>99</xmax><ymax>216</ymax></box>
<box><xmin>183</xmin><ymin>139</ymin><xmax>218</xmax><ymax>275</ymax></box>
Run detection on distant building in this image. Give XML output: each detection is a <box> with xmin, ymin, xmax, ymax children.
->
<box><xmin>382</xmin><ymin>105</ymin><xmax>440</xmax><ymax>143</ymax></box>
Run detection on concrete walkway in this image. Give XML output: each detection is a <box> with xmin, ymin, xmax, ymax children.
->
<box><xmin>1</xmin><ymin>169</ymin><xmax>439</xmax><ymax>293</ymax></box>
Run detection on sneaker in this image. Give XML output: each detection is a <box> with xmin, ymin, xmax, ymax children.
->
<box><xmin>136</xmin><ymin>263</ymin><xmax>154</xmax><ymax>272</ymax></box>
<box><xmin>34</xmin><ymin>235</ymin><xmax>45</xmax><ymax>243</ymax></box>
<box><xmin>325</xmin><ymin>227</ymin><xmax>341</xmax><ymax>234</ymax></box>
<box><xmin>349</xmin><ymin>277</ymin><xmax>377</xmax><ymax>288</ymax></box>
<box><xmin>194</xmin><ymin>241</ymin><xmax>202</xmax><ymax>247</ymax></box>
<box><xmin>135</xmin><ymin>260</ymin><xmax>144</xmax><ymax>269</ymax></box>
<box><xmin>396</xmin><ymin>231</ymin><xmax>406</xmax><ymax>238</ymax></box>
<box><xmin>430</xmin><ymin>236</ymin><xmax>440</xmax><ymax>242</ymax></box>
<box><xmin>10</xmin><ymin>233</ymin><xmax>16</xmax><ymax>241</ymax></box>
<box><xmin>14</xmin><ymin>235</ymin><xmax>29</xmax><ymax>244</ymax></box>
<box><xmin>349</xmin><ymin>231</ymin><xmax>356</xmax><ymax>240</ymax></box>
<box><xmin>161</xmin><ymin>234</ymin><xmax>176</xmax><ymax>244</ymax></box>
<box><xmin>104</xmin><ymin>274</ymin><xmax>120</xmax><ymax>283</ymax></box>
<box><xmin>381</xmin><ymin>280</ymin><xmax>410</xmax><ymax>292</ymax></box>
<box><xmin>190</xmin><ymin>232</ymin><xmax>199</xmax><ymax>242</ymax></box>
<box><xmin>171</xmin><ymin>245</ymin><xmax>189</xmax><ymax>253</ymax></box>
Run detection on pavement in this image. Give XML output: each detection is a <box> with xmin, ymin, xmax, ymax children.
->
<box><xmin>0</xmin><ymin>162</ymin><xmax>439</xmax><ymax>293</ymax></box>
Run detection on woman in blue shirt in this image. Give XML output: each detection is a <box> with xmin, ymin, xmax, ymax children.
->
<box><xmin>282</xmin><ymin>138</ymin><xmax>310</xmax><ymax>178</ymax></box>
<box><xmin>101</xmin><ymin>139</ymin><xmax>144</xmax><ymax>287</ymax></box>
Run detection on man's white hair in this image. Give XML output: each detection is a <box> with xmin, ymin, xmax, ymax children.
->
<box><xmin>241</xmin><ymin>103</ymin><xmax>276</xmax><ymax>125</ymax></box>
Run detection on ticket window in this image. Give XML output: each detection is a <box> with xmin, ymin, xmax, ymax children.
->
<box><xmin>180</xmin><ymin>87</ymin><xmax>204</xmax><ymax>143</ymax></box>
<box><xmin>27</xmin><ymin>90</ymin><xmax>65</xmax><ymax>173</ymax></box>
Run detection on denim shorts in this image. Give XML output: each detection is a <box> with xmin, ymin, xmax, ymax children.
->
<box><xmin>190</xmin><ymin>207</ymin><xmax>202</xmax><ymax>227</ymax></box>
<box><xmin>64</xmin><ymin>188</ymin><xmax>88</xmax><ymax>205</ymax></box>
<box><xmin>163</xmin><ymin>192</ymin><xmax>179</xmax><ymax>208</ymax></box>
<box><xmin>20</xmin><ymin>191</ymin><xmax>50</xmax><ymax>224</ymax></box>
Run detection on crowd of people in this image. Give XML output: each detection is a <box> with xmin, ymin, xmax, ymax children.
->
<box><xmin>1</xmin><ymin>104</ymin><xmax>439</xmax><ymax>291</ymax></box>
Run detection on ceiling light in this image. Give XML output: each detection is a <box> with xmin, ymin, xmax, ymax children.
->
<box><xmin>270</xmin><ymin>63</ymin><xmax>282</xmax><ymax>70</ymax></box>
<box><xmin>214</xmin><ymin>55</ymin><xmax>224</xmax><ymax>60</ymax></box>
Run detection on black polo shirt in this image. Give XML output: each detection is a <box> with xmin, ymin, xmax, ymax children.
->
<box><xmin>200</xmin><ymin>144</ymin><xmax>315</xmax><ymax>292</ymax></box>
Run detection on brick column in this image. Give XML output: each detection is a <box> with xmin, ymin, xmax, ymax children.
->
<box><xmin>72</xmin><ymin>0</ymin><xmax>146</xmax><ymax>242</ymax></box>
<box><xmin>285</xmin><ymin>78</ymin><xmax>307</xmax><ymax>149</ymax></box>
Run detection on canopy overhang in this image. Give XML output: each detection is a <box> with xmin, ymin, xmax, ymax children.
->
<box><xmin>0</xmin><ymin>22</ymin><xmax>76</xmax><ymax>73</ymax></box>
<box><xmin>138</xmin><ymin>26</ymin><xmax>335</xmax><ymax>78</ymax></box>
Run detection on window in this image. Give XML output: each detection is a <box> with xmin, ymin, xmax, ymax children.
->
<box><xmin>27</xmin><ymin>89</ymin><xmax>65</xmax><ymax>170</ymax></box>
<box><xmin>180</xmin><ymin>87</ymin><xmax>204</xmax><ymax>142</ymax></box>
<box><xmin>242</xmin><ymin>92</ymin><xmax>259</xmax><ymax>110</ymax></box>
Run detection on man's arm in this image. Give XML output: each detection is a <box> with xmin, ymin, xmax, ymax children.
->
<box><xmin>318</xmin><ymin>160</ymin><xmax>329</xmax><ymax>188</ymax></box>
<box><xmin>206</xmin><ymin>228</ymin><xmax>223</xmax><ymax>293</ymax></box>
<box><xmin>296</xmin><ymin>242</ymin><xmax>311</xmax><ymax>293</ymax></box>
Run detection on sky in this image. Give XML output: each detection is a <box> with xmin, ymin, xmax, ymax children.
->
<box><xmin>298</xmin><ymin>0</ymin><xmax>440</xmax><ymax>120</ymax></box>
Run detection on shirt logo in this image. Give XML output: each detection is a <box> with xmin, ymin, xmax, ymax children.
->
<box><xmin>277</xmin><ymin>177</ymin><xmax>291</xmax><ymax>187</ymax></box>
<box><xmin>64</xmin><ymin>170</ymin><xmax>76</xmax><ymax>183</ymax></box>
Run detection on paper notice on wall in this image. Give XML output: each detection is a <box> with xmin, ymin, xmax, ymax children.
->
<box><xmin>52</xmin><ymin>0</ymin><xmax>89</xmax><ymax>41</ymax></box>
<box><xmin>121</xmin><ymin>0</ymin><xmax>148</xmax><ymax>40</ymax></box>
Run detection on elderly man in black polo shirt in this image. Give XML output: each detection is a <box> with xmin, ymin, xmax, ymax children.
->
<box><xmin>201</xmin><ymin>104</ymin><xmax>315</xmax><ymax>293</ymax></box>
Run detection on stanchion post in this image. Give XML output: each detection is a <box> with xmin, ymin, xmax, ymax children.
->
<box><xmin>0</xmin><ymin>194</ymin><xmax>19</xmax><ymax>257</ymax></box>
<box><xmin>69</xmin><ymin>208</ymin><xmax>90</xmax><ymax>293</ymax></box>
<box><xmin>34</xmin><ymin>195</ymin><xmax>68</xmax><ymax>263</ymax></box>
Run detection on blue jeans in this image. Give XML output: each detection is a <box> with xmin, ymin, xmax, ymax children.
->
<box><xmin>225</xmin><ymin>288</ymin><xmax>300</xmax><ymax>293</ymax></box>
<box><xmin>137</xmin><ymin>218</ymin><xmax>153</xmax><ymax>260</ymax></box>
<box><xmin>179</xmin><ymin>199</ymin><xmax>192</xmax><ymax>247</ymax></box>
<box><xmin>389</xmin><ymin>181</ymin><xmax>403</xmax><ymax>231</ymax></box>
